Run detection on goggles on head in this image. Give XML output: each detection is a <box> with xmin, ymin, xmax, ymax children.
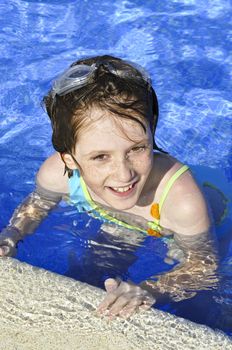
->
<box><xmin>51</xmin><ymin>60</ymin><xmax>151</xmax><ymax>97</ymax></box>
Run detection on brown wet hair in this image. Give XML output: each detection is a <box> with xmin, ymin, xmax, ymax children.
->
<box><xmin>43</xmin><ymin>55</ymin><xmax>167</xmax><ymax>176</ymax></box>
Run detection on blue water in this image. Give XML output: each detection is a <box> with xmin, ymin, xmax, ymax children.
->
<box><xmin>0</xmin><ymin>0</ymin><xmax>232</xmax><ymax>336</ymax></box>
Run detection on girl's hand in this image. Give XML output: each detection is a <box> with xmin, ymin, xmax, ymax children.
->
<box><xmin>0</xmin><ymin>241</ymin><xmax>16</xmax><ymax>257</ymax></box>
<box><xmin>97</xmin><ymin>278</ymin><xmax>155</xmax><ymax>319</ymax></box>
<box><xmin>0</xmin><ymin>228</ymin><xmax>19</xmax><ymax>257</ymax></box>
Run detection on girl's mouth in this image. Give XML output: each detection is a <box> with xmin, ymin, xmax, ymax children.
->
<box><xmin>107</xmin><ymin>181</ymin><xmax>137</xmax><ymax>197</ymax></box>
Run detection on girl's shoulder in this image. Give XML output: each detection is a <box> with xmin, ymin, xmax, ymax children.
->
<box><xmin>153</xmin><ymin>153</ymin><xmax>199</xmax><ymax>201</ymax></box>
<box><xmin>36</xmin><ymin>152</ymin><xmax>69</xmax><ymax>194</ymax></box>
<box><xmin>155</xmin><ymin>154</ymin><xmax>210</xmax><ymax>235</ymax></box>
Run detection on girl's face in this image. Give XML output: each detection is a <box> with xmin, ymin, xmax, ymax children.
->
<box><xmin>70</xmin><ymin>109</ymin><xmax>154</xmax><ymax>210</ymax></box>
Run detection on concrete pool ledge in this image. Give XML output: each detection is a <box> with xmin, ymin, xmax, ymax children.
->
<box><xmin>0</xmin><ymin>258</ymin><xmax>231</xmax><ymax>350</ymax></box>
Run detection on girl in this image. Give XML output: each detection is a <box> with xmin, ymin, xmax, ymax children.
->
<box><xmin>0</xmin><ymin>55</ymin><xmax>218</xmax><ymax>318</ymax></box>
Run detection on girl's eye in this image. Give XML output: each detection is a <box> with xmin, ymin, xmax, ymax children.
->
<box><xmin>92</xmin><ymin>154</ymin><xmax>108</xmax><ymax>161</ymax></box>
<box><xmin>131</xmin><ymin>145</ymin><xmax>147</xmax><ymax>153</ymax></box>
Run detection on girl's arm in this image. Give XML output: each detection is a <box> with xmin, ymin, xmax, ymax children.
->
<box><xmin>0</xmin><ymin>153</ymin><xmax>68</xmax><ymax>256</ymax></box>
<box><xmin>97</xmin><ymin>230</ymin><xmax>218</xmax><ymax>319</ymax></box>
<box><xmin>140</xmin><ymin>191</ymin><xmax>219</xmax><ymax>300</ymax></box>
<box><xmin>140</xmin><ymin>229</ymin><xmax>219</xmax><ymax>302</ymax></box>
<box><xmin>0</xmin><ymin>186</ymin><xmax>63</xmax><ymax>256</ymax></box>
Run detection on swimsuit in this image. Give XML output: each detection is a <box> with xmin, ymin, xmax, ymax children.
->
<box><xmin>68</xmin><ymin>164</ymin><xmax>189</xmax><ymax>237</ymax></box>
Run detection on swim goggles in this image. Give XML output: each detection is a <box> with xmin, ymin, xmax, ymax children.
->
<box><xmin>52</xmin><ymin>61</ymin><xmax>151</xmax><ymax>97</ymax></box>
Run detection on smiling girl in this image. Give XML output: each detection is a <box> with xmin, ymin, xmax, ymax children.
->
<box><xmin>0</xmin><ymin>55</ymin><xmax>218</xmax><ymax>318</ymax></box>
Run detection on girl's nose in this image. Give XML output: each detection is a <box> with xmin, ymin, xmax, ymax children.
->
<box><xmin>113</xmin><ymin>159</ymin><xmax>134</xmax><ymax>183</ymax></box>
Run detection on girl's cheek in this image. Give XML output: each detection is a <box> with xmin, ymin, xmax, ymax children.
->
<box><xmin>133</xmin><ymin>154</ymin><xmax>153</xmax><ymax>170</ymax></box>
<box><xmin>80</xmin><ymin>164</ymin><xmax>96</xmax><ymax>178</ymax></box>
<box><xmin>83</xmin><ymin>163</ymin><xmax>111</xmax><ymax>178</ymax></box>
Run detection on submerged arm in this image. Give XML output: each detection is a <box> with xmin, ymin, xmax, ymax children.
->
<box><xmin>97</xmin><ymin>229</ymin><xmax>219</xmax><ymax>319</ymax></box>
<box><xmin>140</xmin><ymin>230</ymin><xmax>219</xmax><ymax>301</ymax></box>
<box><xmin>0</xmin><ymin>184</ymin><xmax>64</xmax><ymax>256</ymax></box>
<box><xmin>0</xmin><ymin>153</ymin><xmax>69</xmax><ymax>256</ymax></box>
<box><xmin>141</xmin><ymin>190</ymin><xmax>219</xmax><ymax>301</ymax></box>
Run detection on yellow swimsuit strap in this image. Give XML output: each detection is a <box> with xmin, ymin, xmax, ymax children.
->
<box><xmin>159</xmin><ymin>165</ymin><xmax>189</xmax><ymax>213</ymax></box>
<box><xmin>148</xmin><ymin>165</ymin><xmax>189</xmax><ymax>236</ymax></box>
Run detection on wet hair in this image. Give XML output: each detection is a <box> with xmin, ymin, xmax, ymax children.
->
<box><xmin>43</xmin><ymin>55</ymin><xmax>167</xmax><ymax>176</ymax></box>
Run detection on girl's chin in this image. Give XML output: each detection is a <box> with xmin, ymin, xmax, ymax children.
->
<box><xmin>105</xmin><ymin>194</ymin><xmax>139</xmax><ymax>211</ymax></box>
<box><xmin>112</xmin><ymin>202</ymin><xmax>135</xmax><ymax>210</ymax></box>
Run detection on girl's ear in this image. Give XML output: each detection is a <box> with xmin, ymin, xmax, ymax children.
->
<box><xmin>60</xmin><ymin>153</ymin><xmax>78</xmax><ymax>170</ymax></box>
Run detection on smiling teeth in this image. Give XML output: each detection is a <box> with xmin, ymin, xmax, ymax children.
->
<box><xmin>111</xmin><ymin>184</ymin><xmax>133</xmax><ymax>193</ymax></box>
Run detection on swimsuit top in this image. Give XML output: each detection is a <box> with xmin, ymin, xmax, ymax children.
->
<box><xmin>68</xmin><ymin>165</ymin><xmax>189</xmax><ymax>237</ymax></box>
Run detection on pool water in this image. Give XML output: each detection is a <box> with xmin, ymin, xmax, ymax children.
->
<box><xmin>0</xmin><ymin>0</ymin><xmax>232</xmax><ymax>337</ymax></box>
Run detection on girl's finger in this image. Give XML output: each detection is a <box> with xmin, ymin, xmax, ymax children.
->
<box><xmin>0</xmin><ymin>245</ymin><xmax>10</xmax><ymax>256</ymax></box>
<box><xmin>140</xmin><ymin>296</ymin><xmax>156</xmax><ymax>310</ymax></box>
<box><xmin>97</xmin><ymin>279</ymin><xmax>125</xmax><ymax>314</ymax></box>
<box><xmin>119</xmin><ymin>297</ymin><xmax>143</xmax><ymax>318</ymax></box>
<box><xmin>108</xmin><ymin>292</ymin><xmax>143</xmax><ymax>317</ymax></box>
<box><xmin>107</xmin><ymin>294</ymin><xmax>131</xmax><ymax>316</ymax></box>
<box><xmin>97</xmin><ymin>290</ymin><xmax>119</xmax><ymax>314</ymax></box>
<box><xmin>104</xmin><ymin>278</ymin><xmax>120</xmax><ymax>293</ymax></box>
